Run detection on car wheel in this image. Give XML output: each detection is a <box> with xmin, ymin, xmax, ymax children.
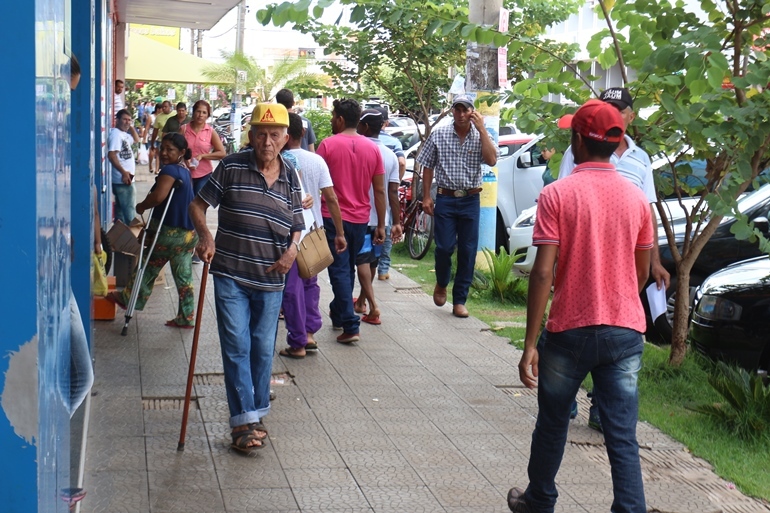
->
<box><xmin>652</xmin><ymin>275</ymin><xmax>703</xmax><ymax>344</ymax></box>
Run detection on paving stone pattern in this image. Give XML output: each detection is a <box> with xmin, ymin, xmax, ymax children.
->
<box><xmin>82</xmin><ymin>166</ymin><xmax>770</xmax><ymax>513</ymax></box>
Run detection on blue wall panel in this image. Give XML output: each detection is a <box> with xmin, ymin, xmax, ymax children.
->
<box><xmin>0</xmin><ymin>2</ymin><xmax>40</xmax><ymax>511</ymax></box>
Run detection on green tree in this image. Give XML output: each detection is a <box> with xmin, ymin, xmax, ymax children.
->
<box><xmin>504</xmin><ymin>0</ymin><xmax>770</xmax><ymax>365</ymax></box>
<box><xmin>203</xmin><ymin>51</ymin><xmax>324</xmax><ymax>102</ymax></box>
<box><xmin>257</xmin><ymin>0</ymin><xmax>580</xmax><ymax>141</ymax></box>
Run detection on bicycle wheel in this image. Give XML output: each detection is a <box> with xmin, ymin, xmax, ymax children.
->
<box><xmin>407</xmin><ymin>208</ymin><xmax>434</xmax><ymax>260</ymax></box>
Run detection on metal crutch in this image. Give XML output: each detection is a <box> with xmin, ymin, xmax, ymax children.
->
<box><xmin>178</xmin><ymin>262</ymin><xmax>209</xmax><ymax>451</ymax></box>
<box><xmin>121</xmin><ymin>179</ymin><xmax>183</xmax><ymax>336</ymax></box>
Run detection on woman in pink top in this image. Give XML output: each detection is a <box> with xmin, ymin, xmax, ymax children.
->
<box><xmin>183</xmin><ymin>100</ymin><xmax>226</xmax><ymax>195</ymax></box>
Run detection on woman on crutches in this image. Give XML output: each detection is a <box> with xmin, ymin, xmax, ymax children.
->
<box><xmin>107</xmin><ymin>133</ymin><xmax>199</xmax><ymax>329</ymax></box>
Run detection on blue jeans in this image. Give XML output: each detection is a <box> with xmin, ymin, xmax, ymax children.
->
<box><xmin>377</xmin><ymin>225</ymin><xmax>392</xmax><ymax>276</ymax></box>
<box><xmin>524</xmin><ymin>326</ymin><xmax>646</xmax><ymax>513</ymax></box>
<box><xmin>192</xmin><ymin>174</ymin><xmax>211</xmax><ymax>197</ymax></box>
<box><xmin>213</xmin><ymin>275</ymin><xmax>283</xmax><ymax>427</ymax></box>
<box><xmin>112</xmin><ymin>182</ymin><xmax>136</xmax><ymax>225</ymax></box>
<box><xmin>433</xmin><ymin>194</ymin><xmax>479</xmax><ymax>305</ymax></box>
<box><xmin>323</xmin><ymin>217</ymin><xmax>368</xmax><ymax>334</ymax></box>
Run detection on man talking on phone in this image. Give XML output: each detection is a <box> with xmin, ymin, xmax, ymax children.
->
<box><xmin>417</xmin><ymin>94</ymin><xmax>498</xmax><ymax>318</ymax></box>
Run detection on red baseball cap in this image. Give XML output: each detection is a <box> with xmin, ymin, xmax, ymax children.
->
<box><xmin>557</xmin><ymin>99</ymin><xmax>625</xmax><ymax>143</ymax></box>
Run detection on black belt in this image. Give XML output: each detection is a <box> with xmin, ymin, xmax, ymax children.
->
<box><xmin>436</xmin><ymin>187</ymin><xmax>482</xmax><ymax>197</ymax></box>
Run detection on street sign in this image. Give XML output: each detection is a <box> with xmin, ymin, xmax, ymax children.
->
<box><xmin>167</xmin><ymin>88</ymin><xmax>176</xmax><ymax>100</ymax></box>
<box><xmin>499</xmin><ymin>9</ymin><xmax>509</xmax><ymax>33</ymax></box>
<box><xmin>498</xmin><ymin>47</ymin><xmax>508</xmax><ymax>88</ymax></box>
<box><xmin>209</xmin><ymin>86</ymin><xmax>217</xmax><ymax>101</ymax></box>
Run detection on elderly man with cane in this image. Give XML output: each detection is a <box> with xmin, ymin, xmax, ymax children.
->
<box><xmin>189</xmin><ymin>103</ymin><xmax>305</xmax><ymax>455</ymax></box>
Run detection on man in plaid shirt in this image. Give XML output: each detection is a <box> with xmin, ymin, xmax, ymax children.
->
<box><xmin>417</xmin><ymin>94</ymin><xmax>498</xmax><ymax>318</ymax></box>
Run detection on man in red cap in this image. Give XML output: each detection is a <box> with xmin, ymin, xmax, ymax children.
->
<box><xmin>508</xmin><ymin>99</ymin><xmax>652</xmax><ymax>513</ymax></box>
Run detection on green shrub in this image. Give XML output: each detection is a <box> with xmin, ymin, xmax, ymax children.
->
<box><xmin>688</xmin><ymin>361</ymin><xmax>770</xmax><ymax>443</ymax></box>
<box><xmin>482</xmin><ymin>247</ymin><xmax>527</xmax><ymax>304</ymax></box>
<box><xmin>303</xmin><ymin>109</ymin><xmax>332</xmax><ymax>145</ymax></box>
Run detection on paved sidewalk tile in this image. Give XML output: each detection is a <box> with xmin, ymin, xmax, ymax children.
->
<box><xmin>82</xmin><ymin>173</ymin><xmax>770</xmax><ymax>513</ymax></box>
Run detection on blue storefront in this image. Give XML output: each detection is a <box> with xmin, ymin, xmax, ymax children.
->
<box><xmin>0</xmin><ymin>1</ymin><xmax>237</xmax><ymax>510</ymax></box>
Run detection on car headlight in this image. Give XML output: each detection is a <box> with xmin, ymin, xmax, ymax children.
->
<box><xmin>695</xmin><ymin>295</ymin><xmax>742</xmax><ymax>321</ymax></box>
<box><xmin>515</xmin><ymin>212</ymin><xmax>536</xmax><ymax>228</ymax></box>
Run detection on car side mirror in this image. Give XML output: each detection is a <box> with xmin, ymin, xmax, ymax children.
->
<box><xmin>754</xmin><ymin>216</ymin><xmax>769</xmax><ymax>234</ymax></box>
<box><xmin>518</xmin><ymin>152</ymin><xmax>532</xmax><ymax>168</ymax></box>
<box><xmin>499</xmin><ymin>146</ymin><xmax>510</xmax><ymax>157</ymax></box>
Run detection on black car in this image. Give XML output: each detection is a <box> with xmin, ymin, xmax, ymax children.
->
<box><xmin>646</xmin><ymin>183</ymin><xmax>770</xmax><ymax>342</ymax></box>
<box><xmin>690</xmin><ymin>255</ymin><xmax>770</xmax><ymax>373</ymax></box>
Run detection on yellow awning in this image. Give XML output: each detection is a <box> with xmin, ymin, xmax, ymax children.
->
<box><xmin>125</xmin><ymin>34</ymin><xmax>221</xmax><ymax>84</ymax></box>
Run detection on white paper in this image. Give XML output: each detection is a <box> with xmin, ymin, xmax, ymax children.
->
<box><xmin>646</xmin><ymin>282</ymin><xmax>667</xmax><ymax>322</ymax></box>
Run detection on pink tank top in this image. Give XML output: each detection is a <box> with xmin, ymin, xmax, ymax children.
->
<box><xmin>183</xmin><ymin>123</ymin><xmax>214</xmax><ymax>179</ymax></box>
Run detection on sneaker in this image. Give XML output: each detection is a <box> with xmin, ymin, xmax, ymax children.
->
<box><xmin>336</xmin><ymin>332</ymin><xmax>360</xmax><ymax>344</ymax></box>
<box><xmin>507</xmin><ymin>487</ymin><xmax>532</xmax><ymax>513</ymax></box>
<box><xmin>588</xmin><ymin>406</ymin><xmax>603</xmax><ymax>432</ymax></box>
<box><xmin>570</xmin><ymin>400</ymin><xmax>578</xmax><ymax>419</ymax></box>
<box><xmin>377</xmin><ymin>273</ymin><xmax>389</xmax><ymax>280</ymax></box>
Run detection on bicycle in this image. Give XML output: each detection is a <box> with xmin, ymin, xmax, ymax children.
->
<box><xmin>398</xmin><ymin>168</ymin><xmax>435</xmax><ymax>260</ymax></box>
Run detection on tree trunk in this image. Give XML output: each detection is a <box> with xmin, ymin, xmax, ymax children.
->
<box><xmin>668</xmin><ymin>266</ymin><xmax>691</xmax><ymax>366</ymax></box>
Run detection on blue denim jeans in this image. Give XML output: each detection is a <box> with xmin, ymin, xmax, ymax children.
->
<box><xmin>433</xmin><ymin>194</ymin><xmax>479</xmax><ymax>305</ymax></box>
<box><xmin>192</xmin><ymin>174</ymin><xmax>211</xmax><ymax>197</ymax></box>
<box><xmin>323</xmin><ymin>217</ymin><xmax>368</xmax><ymax>334</ymax></box>
<box><xmin>524</xmin><ymin>326</ymin><xmax>646</xmax><ymax>513</ymax></box>
<box><xmin>377</xmin><ymin>225</ymin><xmax>392</xmax><ymax>276</ymax></box>
<box><xmin>213</xmin><ymin>275</ymin><xmax>283</xmax><ymax>427</ymax></box>
<box><xmin>112</xmin><ymin>182</ymin><xmax>137</xmax><ymax>225</ymax></box>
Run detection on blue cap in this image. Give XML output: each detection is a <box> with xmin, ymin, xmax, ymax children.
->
<box><xmin>452</xmin><ymin>94</ymin><xmax>474</xmax><ymax>109</ymax></box>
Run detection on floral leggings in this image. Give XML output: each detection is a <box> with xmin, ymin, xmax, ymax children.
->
<box><xmin>118</xmin><ymin>221</ymin><xmax>199</xmax><ymax>326</ymax></box>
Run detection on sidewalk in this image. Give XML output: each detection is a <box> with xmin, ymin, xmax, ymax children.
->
<box><xmin>82</xmin><ymin>166</ymin><xmax>769</xmax><ymax>513</ymax></box>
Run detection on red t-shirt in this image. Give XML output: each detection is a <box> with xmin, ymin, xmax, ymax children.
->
<box><xmin>533</xmin><ymin>162</ymin><xmax>654</xmax><ymax>333</ymax></box>
<box><xmin>317</xmin><ymin>133</ymin><xmax>384</xmax><ymax>224</ymax></box>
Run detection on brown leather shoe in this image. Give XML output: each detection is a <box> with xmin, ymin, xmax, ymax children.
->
<box><xmin>452</xmin><ymin>304</ymin><xmax>469</xmax><ymax>318</ymax></box>
<box><xmin>433</xmin><ymin>285</ymin><xmax>447</xmax><ymax>306</ymax></box>
<box><xmin>507</xmin><ymin>487</ymin><xmax>532</xmax><ymax>512</ymax></box>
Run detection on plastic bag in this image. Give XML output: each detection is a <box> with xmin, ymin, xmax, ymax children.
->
<box><xmin>92</xmin><ymin>251</ymin><xmax>109</xmax><ymax>296</ymax></box>
<box><xmin>137</xmin><ymin>143</ymin><xmax>149</xmax><ymax>165</ymax></box>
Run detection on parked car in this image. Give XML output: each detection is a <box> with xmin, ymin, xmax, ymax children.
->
<box><xmin>213</xmin><ymin>107</ymin><xmax>252</xmax><ymax>128</ymax></box>
<box><xmin>690</xmin><ymin>255</ymin><xmax>770</xmax><ymax>373</ymax></box>
<box><xmin>648</xmin><ymin>182</ymin><xmax>770</xmax><ymax>342</ymax></box>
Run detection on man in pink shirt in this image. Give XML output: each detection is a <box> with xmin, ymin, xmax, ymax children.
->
<box><xmin>317</xmin><ymin>98</ymin><xmax>386</xmax><ymax>344</ymax></box>
<box><xmin>508</xmin><ymin>100</ymin><xmax>653</xmax><ymax>513</ymax></box>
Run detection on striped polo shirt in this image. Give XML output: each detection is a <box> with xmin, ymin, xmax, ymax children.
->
<box><xmin>198</xmin><ymin>150</ymin><xmax>305</xmax><ymax>291</ymax></box>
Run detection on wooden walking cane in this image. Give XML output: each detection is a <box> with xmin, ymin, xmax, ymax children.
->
<box><xmin>178</xmin><ymin>262</ymin><xmax>209</xmax><ymax>451</ymax></box>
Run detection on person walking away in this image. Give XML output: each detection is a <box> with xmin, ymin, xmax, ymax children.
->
<box><xmin>276</xmin><ymin>88</ymin><xmax>317</xmax><ymax>152</ymax></box>
<box><xmin>278</xmin><ymin>113</ymin><xmax>346</xmax><ymax>358</ymax></box>
<box><xmin>108</xmin><ymin>109</ymin><xmax>140</xmax><ymax>225</ymax></box>
<box><xmin>559</xmin><ymin>87</ymin><xmax>669</xmax><ymax>431</ymax></box>
<box><xmin>188</xmin><ymin>104</ymin><xmax>305</xmax><ymax>454</ymax></box>
<box><xmin>417</xmin><ymin>94</ymin><xmax>497</xmax><ymax>318</ymax></box>
<box><xmin>508</xmin><ymin>99</ymin><xmax>652</xmax><ymax>513</ymax></box>
<box><xmin>372</xmin><ymin>105</ymin><xmax>407</xmax><ymax>280</ymax></box>
<box><xmin>352</xmin><ymin>109</ymin><xmax>402</xmax><ymax>324</ymax></box>
<box><xmin>106</xmin><ymin>133</ymin><xmax>199</xmax><ymax>328</ymax></box>
<box><xmin>145</xmin><ymin>104</ymin><xmax>160</xmax><ymax>173</ymax></box>
<box><xmin>317</xmin><ymin>98</ymin><xmax>386</xmax><ymax>344</ymax></box>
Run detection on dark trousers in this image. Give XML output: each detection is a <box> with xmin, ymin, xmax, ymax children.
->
<box><xmin>433</xmin><ymin>194</ymin><xmax>480</xmax><ymax>305</ymax></box>
<box><xmin>324</xmin><ymin>217</ymin><xmax>368</xmax><ymax>334</ymax></box>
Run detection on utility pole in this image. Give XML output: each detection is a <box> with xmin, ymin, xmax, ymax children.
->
<box><xmin>232</xmin><ymin>0</ymin><xmax>247</xmax><ymax>147</ymax></box>
<box><xmin>466</xmin><ymin>0</ymin><xmax>503</xmax><ymax>258</ymax></box>
<box><xmin>196</xmin><ymin>30</ymin><xmax>203</xmax><ymax>58</ymax></box>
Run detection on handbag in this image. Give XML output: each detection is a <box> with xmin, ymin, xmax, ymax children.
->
<box><xmin>296</xmin><ymin>224</ymin><xmax>334</xmax><ymax>279</ymax></box>
<box><xmin>137</xmin><ymin>143</ymin><xmax>149</xmax><ymax>165</ymax></box>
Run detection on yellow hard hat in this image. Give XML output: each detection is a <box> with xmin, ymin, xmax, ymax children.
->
<box><xmin>249</xmin><ymin>103</ymin><xmax>289</xmax><ymax>127</ymax></box>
